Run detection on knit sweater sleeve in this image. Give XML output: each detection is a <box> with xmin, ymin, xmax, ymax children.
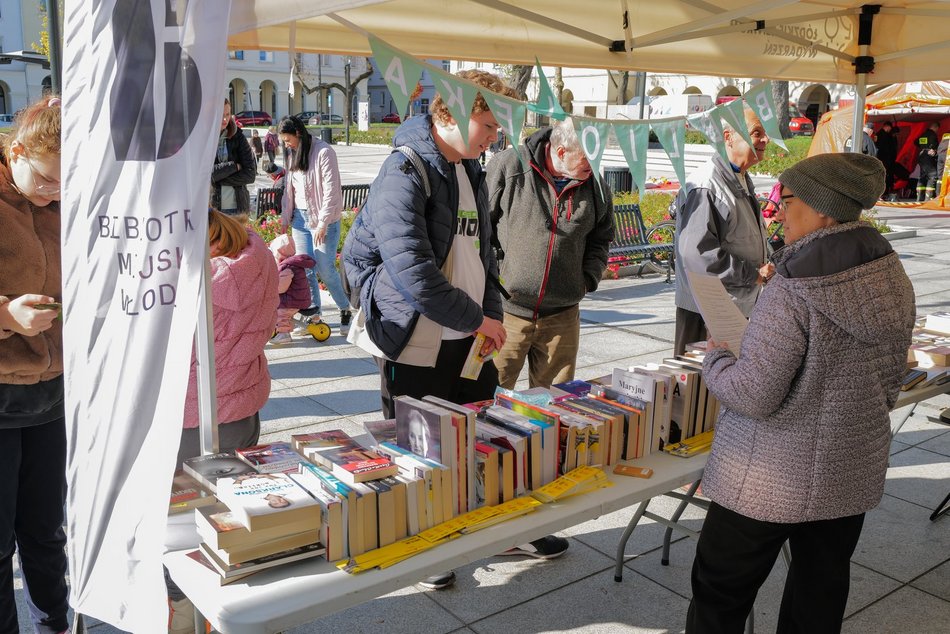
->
<box><xmin>702</xmin><ymin>282</ymin><xmax>808</xmax><ymax>420</ymax></box>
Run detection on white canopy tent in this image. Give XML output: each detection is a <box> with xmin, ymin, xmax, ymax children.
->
<box><xmin>226</xmin><ymin>0</ymin><xmax>950</xmax><ymax>154</ymax></box>
<box><xmin>228</xmin><ymin>0</ymin><xmax>950</xmax><ymax>84</ymax></box>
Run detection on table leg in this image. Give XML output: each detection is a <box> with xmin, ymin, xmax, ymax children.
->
<box><xmin>930</xmin><ymin>490</ymin><xmax>950</xmax><ymax>522</ymax></box>
<box><xmin>890</xmin><ymin>403</ymin><xmax>918</xmax><ymax>437</ymax></box>
<box><xmin>660</xmin><ymin>479</ymin><xmax>701</xmax><ymax>565</ymax></box>
<box><xmin>614</xmin><ymin>499</ymin><xmax>651</xmax><ymax>582</ymax></box>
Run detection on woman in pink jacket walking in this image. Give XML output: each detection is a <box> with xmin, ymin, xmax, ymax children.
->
<box><xmin>277</xmin><ymin>116</ymin><xmax>352</xmax><ymax>336</ymax></box>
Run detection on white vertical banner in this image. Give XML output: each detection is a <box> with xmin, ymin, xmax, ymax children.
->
<box><xmin>62</xmin><ymin>1</ymin><xmax>231</xmax><ymax>631</ymax></box>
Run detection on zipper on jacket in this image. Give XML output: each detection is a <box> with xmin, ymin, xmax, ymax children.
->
<box><xmin>528</xmin><ymin>163</ymin><xmax>584</xmax><ymax>320</ymax></box>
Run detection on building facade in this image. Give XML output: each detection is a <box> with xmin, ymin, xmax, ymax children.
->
<box><xmin>0</xmin><ymin>0</ymin><xmax>51</xmax><ymax>115</ymax></box>
<box><xmin>225</xmin><ymin>51</ymin><xmax>370</xmax><ymax>122</ymax></box>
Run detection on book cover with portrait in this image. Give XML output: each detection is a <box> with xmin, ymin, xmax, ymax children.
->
<box><xmin>216</xmin><ymin>472</ymin><xmax>320</xmax><ymax>531</ymax></box>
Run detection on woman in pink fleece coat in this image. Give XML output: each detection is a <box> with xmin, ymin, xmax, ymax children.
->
<box><xmin>177</xmin><ymin>210</ymin><xmax>279</xmax><ymax>466</ymax></box>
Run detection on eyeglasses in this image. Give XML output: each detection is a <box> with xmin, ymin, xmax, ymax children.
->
<box><xmin>26</xmin><ymin>157</ymin><xmax>60</xmax><ymax>196</ymax></box>
<box><xmin>779</xmin><ymin>194</ymin><xmax>795</xmax><ymax>212</ymax></box>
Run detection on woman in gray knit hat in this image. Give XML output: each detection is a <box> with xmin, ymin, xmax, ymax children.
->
<box><xmin>687</xmin><ymin>152</ymin><xmax>916</xmax><ymax>632</ymax></box>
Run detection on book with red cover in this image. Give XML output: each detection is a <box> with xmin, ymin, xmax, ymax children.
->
<box><xmin>293</xmin><ymin>429</ymin><xmax>398</xmax><ymax>484</ymax></box>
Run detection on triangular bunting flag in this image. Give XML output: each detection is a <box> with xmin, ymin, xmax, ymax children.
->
<box><xmin>718</xmin><ymin>97</ymin><xmax>755</xmax><ymax>149</ymax></box>
<box><xmin>526</xmin><ymin>59</ymin><xmax>566</xmax><ymax>120</ymax></box>
<box><xmin>652</xmin><ymin>119</ymin><xmax>687</xmax><ymax>186</ymax></box>
<box><xmin>612</xmin><ymin>121</ymin><xmax>649</xmax><ymax>195</ymax></box>
<box><xmin>430</xmin><ymin>68</ymin><xmax>480</xmax><ymax>141</ymax></box>
<box><xmin>687</xmin><ymin>109</ymin><xmax>727</xmax><ymax>161</ymax></box>
<box><xmin>369</xmin><ymin>36</ymin><xmax>426</xmax><ymax>119</ymax></box>
<box><xmin>572</xmin><ymin>117</ymin><xmax>611</xmax><ymax>183</ymax></box>
<box><xmin>744</xmin><ymin>81</ymin><xmax>789</xmax><ymax>151</ymax></box>
<box><xmin>484</xmin><ymin>91</ymin><xmax>527</xmax><ymax>163</ymax></box>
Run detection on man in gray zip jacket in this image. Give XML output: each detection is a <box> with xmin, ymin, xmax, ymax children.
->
<box><xmin>487</xmin><ymin>118</ymin><xmax>614</xmax><ymax>388</ymax></box>
<box><xmin>672</xmin><ymin>106</ymin><xmax>771</xmax><ymax>355</ymax></box>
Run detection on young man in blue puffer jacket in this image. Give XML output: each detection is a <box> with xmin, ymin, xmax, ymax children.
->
<box><xmin>342</xmin><ymin>69</ymin><xmax>570</xmax><ymax>587</ymax></box>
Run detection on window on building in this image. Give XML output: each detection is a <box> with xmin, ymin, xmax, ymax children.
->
<box><xmin>441</xmin><ymin>60</ymin><xmax>451</xmax><ymax>72</ymax></box>
<box><xmin>228</xmin><ymin>50</ymin><xmax>244</xmax><ymax>61</ymax></box>
<box><xmin>420</xmin><ymin>98</ymin><xmax>429</xmax><ymax>114</ymax></box>
<box><xmin>259</xmin><ymin>51</ymin><xmax>273</xmax><ymax>63</ymax></box>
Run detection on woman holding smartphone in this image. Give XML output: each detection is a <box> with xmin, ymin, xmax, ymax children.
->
<box><xmin>0</xmin><ymin>95</ymin><xmax>69</xmax><ymax>634</ymax></box>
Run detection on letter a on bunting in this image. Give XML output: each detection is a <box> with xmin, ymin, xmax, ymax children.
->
<box><xmin>369</xmin><ymin>37</ymin><xmax>426</xmax><ymax>120</ymax></box>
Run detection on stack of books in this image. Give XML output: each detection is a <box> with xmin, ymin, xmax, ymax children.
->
<box><xmin>907</xmin><ymin>313</ymin><xmax>950</xmax><ymax>368</ymax></box>
<box><xmin>168</xmin><ymin>470</ymin><xmax>214</xmax><ymax>516</ymax></box>
<box><xmin>191</xmin><ymin>472</ymin><xmax>324</xmax><ymax>583</ymax></box>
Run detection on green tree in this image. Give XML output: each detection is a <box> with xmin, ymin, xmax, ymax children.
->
<box><xmin>32</xmin><ymin>2</ymin><xmax>52</xmax><ymax>59</ymax></box>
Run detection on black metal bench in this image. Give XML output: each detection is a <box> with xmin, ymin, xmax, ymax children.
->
<box><xmin>255</xmin><ymin>186</ymin><xmax>283</xmax><ymax>220</ymax></box>
<box><xmin>342</xmin><ymin>184</ymin><xmax>371</xmax><ymax>212</ymax></box>
<box><xmin>608</xmin><ymin>203</ymin><xmax>675</xmax><ymax>282</ymax></box>
<box><xmin>255</xmin><ymin>184</ymin><xmax>371</xmax><ymax>220</ymax></box>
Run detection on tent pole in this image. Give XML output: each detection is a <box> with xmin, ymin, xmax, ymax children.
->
<box><xmin>195</xmin><ymin>246</ymin><xmax>219</xmax><ymax>455</ymax></box>
<box><xmin>849</xmin><ymin>5</ymin><xmax>879</xmax><ymax>153</ymax></box>
<box><xmin>850</xmin><ymin>75</ymin><xmax>867</xmax><ymax>153</ymax></box>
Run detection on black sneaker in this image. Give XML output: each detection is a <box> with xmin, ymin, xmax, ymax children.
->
<box><xmin>500</xmin><ymin>535</ymin><xmax>569</xmax><ymax>560</ymax></box>
<box><xmin>339</xmin><ymin>309</ymin><xmax>352</xmax><ymax>336</ymax></box>
<box><xmin>298</xmin><ymin>306</ymin><xmax>320</xmax><ymax>317</ymax></box>
<box><xmin>418</xmin><ymin>570</ymin><xmax>456</xmax><ymax>589</ymax></box>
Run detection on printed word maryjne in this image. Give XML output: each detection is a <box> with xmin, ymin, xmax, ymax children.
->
<box><xmin>97</xmin><ymin>209</ymin><xmax>196</xmax><ymax>241</ymax></box>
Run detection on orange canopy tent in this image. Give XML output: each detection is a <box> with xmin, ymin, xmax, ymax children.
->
<box><xmin>810</xmin><ymin>81</ymin><xmax>950</xmax><ymax>210</ymax></box>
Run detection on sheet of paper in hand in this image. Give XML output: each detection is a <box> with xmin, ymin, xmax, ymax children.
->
<box><xmin>685</xmin><ymin>271</ymin><xmax>748</xmax><ymax>356</ymax></box>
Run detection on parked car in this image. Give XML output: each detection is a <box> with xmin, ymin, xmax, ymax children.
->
<box><xmin>381</xmin><ymin>113</ymin><xmax>401</xmax><ymax>124</ymax></box>
<box><xmin>788</xmin><ymin>104</ymin><xmax>814</xmax><ymax>136</ymax></box>
<box><xmin>293</xmin><ymin>111</ymin><xmax>321</xmax><ymax>123</ymax></box>
<box><xmin>233</xmin><ymin>110</ymin><xmax>273</xmax><ymax>127</ymax></box>
<box><xmin>0</xmin><ymin>114</ymin><xmax>15</xmax><ymax>124</ymax></box>
<box><xmin>307</xmin><ymin>113</ymin><xmax>344</xmax><ymax>125</ymax></box>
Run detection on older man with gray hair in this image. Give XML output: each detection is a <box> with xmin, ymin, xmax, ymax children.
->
<box><xmin>487</xmin><ymin>117</ymin><xmax>614</xmax><ymax>389</ymax></box>
<box><xmin>672</xmin><ymin>106</ymin><xmax>772</xmax><ymax>356</ymax></box>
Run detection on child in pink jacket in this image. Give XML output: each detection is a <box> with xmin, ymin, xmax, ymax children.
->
<box><xmin>269</xmin><ymin>234</ymin><xmax>315</xmax><ymax>344</ymax></box>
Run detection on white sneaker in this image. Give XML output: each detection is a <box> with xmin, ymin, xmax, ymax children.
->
<box><xmin>269</xmin><ymin>332</ymin><xmax>293</xmax><ymax>346</ymax></box>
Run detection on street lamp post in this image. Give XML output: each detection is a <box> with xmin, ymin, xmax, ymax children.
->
<box><xmin>344</xmin><ymin>57</ymin><xmax>351</xmax><ymax>146</ymax></box>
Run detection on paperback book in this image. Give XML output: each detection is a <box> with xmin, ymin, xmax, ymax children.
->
<box><xmin>182</xmin><ymin>451</ymin><xmax>256</xmax><ymax>493</ymax></box>
<box><xmin>216</xmin><ymin>472</ymin><xmax>321</xmax><ymax>531</ymax></box>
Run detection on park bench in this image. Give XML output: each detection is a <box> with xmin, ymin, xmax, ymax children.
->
<box><xmin>255</xmin><ymin>186</ymin><xmax>283</xmax><ymax>220</ymax></box>
<box><xmin>255</xmin><ymin>184</ymin><xmax>371</xmax><ymax>220</ymax></box>
<box><xmin>608</xmin><ymin>203</ymin><xmax>675</xmax><ymax>283</ymax></box>
<box><xmin>342</xmin><ymin>183</ymin><xmax>371</xmax><ymax>211</ymax></box>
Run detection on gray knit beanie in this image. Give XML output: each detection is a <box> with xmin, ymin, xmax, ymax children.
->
<box><xmin>778</xmin><ymin>153</ymin><xmax>885</xmax><ymax>222</ymax></box>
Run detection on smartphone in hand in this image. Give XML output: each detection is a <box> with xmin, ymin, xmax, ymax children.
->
<box><xmin>33</xmin><ymin>302</ymin><xmax>62</xmax><ymax>311</ymax></box>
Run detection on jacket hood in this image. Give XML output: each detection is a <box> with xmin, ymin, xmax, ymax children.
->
<box><xmin>770</xmin><ymin>222</ymin><xmax>913</xmax><ymax>344</ymax></box>
<box><xmin>281</xmin><ymin>253</ymin><xmax>315</xmax><ymax>270</ymax></box>
<box><xmin>393</xmin><ymin>115</ymin><xmax>454</xmax><ymax>181</ymax></box>
<box><xmin>524</xmin><ymin>127</ymin><xmax>554</xmax><ymax>168</ymax></box>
